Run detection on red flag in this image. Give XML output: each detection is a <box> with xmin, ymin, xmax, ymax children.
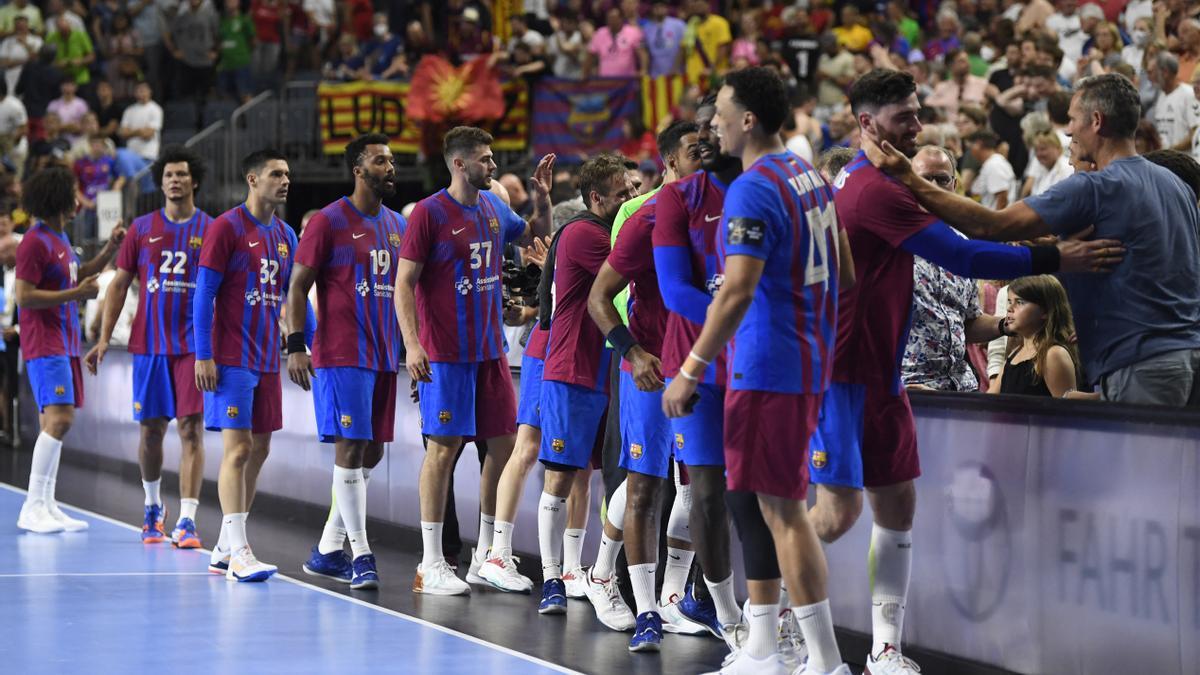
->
<box><xmin>407</xmin><ymin>56</ymin><xmax>505</xmax><ymax>123</ymax></box>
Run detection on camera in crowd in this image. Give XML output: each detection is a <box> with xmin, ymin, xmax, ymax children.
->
<box><xmin>502</xmin><ymin>259</ymin><xmax>541</xmax><ymax>306</ymax></box>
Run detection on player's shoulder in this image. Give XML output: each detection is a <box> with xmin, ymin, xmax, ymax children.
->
<box><xmin>130</xmin><ymin>210</ymin><xmax>157</xmax><ymax>233</ymax></box>
<box><xmin>16</xmin><ymin>225</ymin><xmax>47</xmax><ymax>254</ymax></box>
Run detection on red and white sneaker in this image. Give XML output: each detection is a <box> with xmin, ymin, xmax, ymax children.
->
<box><xmin>865</xmin><ymin>645</ymin><xmax>921</xmax><ymax>674</ymax></box>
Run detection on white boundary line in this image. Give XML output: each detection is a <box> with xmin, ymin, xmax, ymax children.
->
<box><xmin>0</xmin><ymin>482</ymin><xmax>578</xmax><ymax>675</ymax></box>
<box><xmin>0</xmin><ymin>572</ymin><xmax>213</xmax><ymax>577</ymax></box>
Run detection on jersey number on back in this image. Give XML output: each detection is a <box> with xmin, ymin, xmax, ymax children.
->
<box><xmin>803</xmin><ymin>202</ymin><xmax>837</xmax><ymax>287</ymax></box>
<box><xmin>159</xmin><ymin>251</ymin><xmax>187</xmax><ymax>275</ymax></box>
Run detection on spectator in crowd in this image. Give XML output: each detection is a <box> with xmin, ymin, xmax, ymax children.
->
<box><xmin>643</xmin><ymin>0</ymin><xmax>685</xmax><ymax>77</ymax></box>
<box><xmin>1045</xmin><ymin>0</ymin><xmax>1087</xmax><ymax>66</ymax></box>
<box><xmin>815</xmin><ymin>145</ymin><xmax>854</xmax><ymax>183</ymax></box>
<box><xmin>1177</xmin><ymin>18</ymin><xmax>1200</xmax><ymax>84</ymax></box>
<box><xmin>47</xmin><ymin>79</ymin><xmax>88</xmax><ymax>143</ymax></box>
<box><xmin>66</xmin><ymin>111</ymin><xmax>99</xmax><ymax>163</ymax></box>
<box><xmin>833</xmin><ymin>4</ymin><xmax>872</xmax><ymax>54</ymax></box>
<box><xmin>507</xmin><ymin>12</ymin><xmax>546</xmax><ymax>58</ymax></box>
<box><xmin>165</xmin><ymin>0</ymin><xmax>220</xmax><ymax>130</ymax></box>
<box><xmin>1149</xmin><ymin>51</ymin><xmax>1200</xmax><ymax>150</ymax></box>
<box><xmin>73</xmin><ymin>133</ymin><xmax>118</xmax><ymax>238</ymax></box>
<box><xmin>45</xmin><ymin>12</ymin><xmax>94</xmax><ymax>87</ymax></box>
<box><xmin>683</xmin><ymin>0</ymin><xmax>731</xmax><ymax>86</ymax></box>
<box><xmin>928</xmin><ymin>48</ymin><xmax>990</xmax><ymax>116</ymax></box>
<box><xmin>585</xmin><ymin>7</ymin><xmax>646</xmax><ymax>79</ymax></box>
<box><xmin>967</xmin><ymin>129</ymin><xmax>1016</xmax><ymax>209</ymax></box>
<box><xmin>924</xmin><ymin>10</ymin><xmax>963</xmax><ymax>61</ymax></box>
<box><xmin>548</xmin><ymin>13</ymin><xmax>584</xmax><ymax>79</ymax></box>
<box><xmin>954</xmin><ymin>105</ymin><xmax>987</xmax><ymax>186</ymax></box>
<box><xmin>118</xmin><ymin>81</ymin><xmax>162</xmax><ymax>162</ymax></box>
<box><xmin>400</xmin><ymin>19</ymin><xmax>435</xmax><ymax>77</ymax></box>
<box><xmin>507</xmin><ymin>40</ymin><xmax>548</xmax><ymax>82</ymax></box>
<box><xmin>990</xmin><ymin>275</ymin><xmax>1082</xmax><ymax>398</ymax></box>
<box><xmin>772</xmin><ymin>6</ymin><xmax>821</xmax><ymax>90</ymax></box>
<box><xmin>323</xmin><ymin>34</ymin><xmax>365</xmax><ymax>82</ymax></box>
<box><xmin>1124</xmin><ymin>16</ymin><xmax>1153</xmax><ymax>72</ymax></box>
<box><xmin>100</xmin><ymin>11</ymin><xmax>142</xmax><ymax>101</ymax></box>
<box><xmin>90</xmin><ymin>0</ymin><xmax>124</xmax><ymax>39</ymax></box>
<box><xmin>285</xmin><ymin>0</ymin><xmax>315</xmax><ymax>78</ymax></box>
<box><xmin>1078</xmin><ymin>21</ymin><xmax>1124</xmax><ymax>78</ymax></box>
<box><xmin>816</xmin><ymin>32</ymin><xmax>854</xmax><ymax>112</ymax></box>
<box><xmin>218</xmin><ymin>0</ymin><xmax>255</xmax><ymax>103</ymax></box>
<box><xmin>345</xmin><ymin>0</ymin><xmax>374</xmax><ymax>42</ymax></box>
<box><xmin>44</xmin><ymin>0</ymin><xmax>86</xmax><ymax>32</ymax></box>
<box><xmin>361</xmin><ymin>12</ymin><xmax>404</xmax><ymax>80</ymax></box>
<box><xmin>962</xmin><ymin>32</ymin><xmax>989</xmax><ymax>76</ymax></box>
<box><xmin>129</xmin><ymin>0</ymin><xmax>167</xmax><ymax>96</ymax></box>
<box><xmin>1029</xmin><ymin>131</ymin><xmax>1074</xmax><ymax>196</ymax></box>
<box><xmin>15</xmin><ymin>45</ymin><xmax>63</xmax><ymax>142</ymax></box>
<box><xmin>0</xmin><ymin>0</ymin><xmax>43</xmax><ymax>38</ymax></box>
<box><xmin>304</xmin><ymin>0</ymin><xmax>336</xmax><ymax>58</ymax></box>
<box><xmin>731</xmin><ymin>10</ymin><xmax>762</xmax><ymax>67</ymax></box>
<box><xmin>0</xmin><ymin>80</ymin><xmax>28</xmax><ymax>176</ymax></box>
<box><xmin>27</xmin><ymin>111</ymin><xmax>70</xmax><ymax>173</ymax></box>
<box><xmin>498</xmin><ymin>173</ymin><xmax>532</xmax><ymax>219</ymax></box>
<box><xmin>0</xmin><ymin>16</ymin><xmax>42</xmax><ymax>94</ymax></box>
<box><xmin>446</xmin><ymin>2</ymin><xmax>493</xmax><ymax>63</ymax></box>
<box><xmin>903</xmin><ymin>145</ymin><xmax>1007</xmax><ymax>392</ymax></box>
<box><xmin>251</xmin><ymin>0</ymin><xmax>284</xmax><ymax>91</ymax></box>
<box><xmin>89</xmin><ymin>80</ymin><xmax>124</xmax><ymax>145</ymax></box>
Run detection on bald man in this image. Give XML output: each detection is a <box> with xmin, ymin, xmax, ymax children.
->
<box><xmin>498</xmin><ymin>173</ymin><xmax>530</xmax><ymax>217</ymax></box>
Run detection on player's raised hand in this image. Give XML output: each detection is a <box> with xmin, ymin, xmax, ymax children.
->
<box><xmin>83</xmin><ymin>341</ymin><xmax>108</xmax><ymax>375</ymax></box>
<box><xmin>520</xmin><ymin>235</ymin><xmax>551</xmax><ymax>268</ymax></box>
<box><xmin>1056</xmin><ymin>225</ymin><xmax>1125</xmax><ymax>273</ymax></box>
<box><xmin>861</xmin><ymin>135</ymin><xmax>912</xmax><ymax>178</ymax></box>
<box><xmin>531</xmin><ymin>153</ymin><xmax>556</xmax><ymax>201</ymax></box>
<box><xmin>287</xmin><ymin>351</ymin><xmax>314</xmax><ymax>391</ymax></box>
<box><xmin>195</xmin><ymin>358</ymin><xmax>219</xmax><ymax>392</ymax></box>
<box><xmin>75</xmin><ymin>274</ymin><xmax>100</xmax><ymax>300</ymax></box>
<box><xmin>108</xmin><ymin>220</ymin><xmax>127</xmax><ymax>246</ymax></box>
<box><xmin>406</xmin><ymin>343</ymin><xmax>432</xmax><ymax>383</ymax></box>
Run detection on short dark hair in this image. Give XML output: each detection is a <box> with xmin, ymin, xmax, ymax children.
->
<box><xmin>22</xmin><ymin>167</ymin><xmax>77</xmax><ymax>221</ymax></box>
<box><xmin>152</xmin><ymin>145</ymin><xmax>205</xmax><ymax>191</ymax></box>
<box><xmin>816</xmin><ymin>146</ymin><xmax>856</xmax><ymax>178</ymax></box>
<box><xmin>966</xmin><ymin>129</ymin><xmax>1001</xmax><ymax>148</ymax></box>
<box><xmin>1144</xmin><ymin>149</ymin><xmax>1200</xmax><ymax>202</ymax></box>
<box><xmin>958</xmin><ymin>105</ymin><xmax>987</xmax><ymax>127</ymax></box>
<box><xmin>1075</xmin><ymin>73</ymin><xmax>1140</xmax><ymax>139</ymax></box>
<box><xmin>344</xmin><ymin>133</ymin><xmax>391</xmax><ymax>176</ymax></box>
<box><xmin>657</xmin><ymin>120</ymin><xmax>698</xmax><ymax>159</ymax></box>
<box><xmin>241</xmin><ymin>148</ymin><xmax>287</xmax><ymax>177</ymax></box>
<box><xmin>1024</xmin><ymin>63</ymin><xmax>1056</xmax><ymax>80</ymax></box>
<box><xmin>698</xmin><ymin>92</ymin><xmax>718</xmax><ymax>109</ymax></box>
<box><xmin>848</xmin><ymin>68</ymin><xmax>917</xmax><ymax>114</ymax></box>
<box><xmin>1047</xmin><ymin>91</ymin><xmax>1072</xmax><ymax>125</ymax></box>
<box><xmin>724</xmin><ymin>66</ymin><xmax>789</xmax><ymax>135</ymax></box>
<box><xmin>443</xmin><ymin>126</ymin><xmax>493</xmax><ymax>159</ymax></box>
<box><xmin>578</xmin><ymin>153</ymin><xmax>628</xmax><ymax>207</ymax></box>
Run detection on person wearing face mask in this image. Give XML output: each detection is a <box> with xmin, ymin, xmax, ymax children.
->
<box><xmin>1122</xmin><ymin>16</ymin><xmax>1152</xmax><ymax>73</ymax></box>
<box><xmin>363</xmin><ymin>13</ymin><xmax>404</xmax><ymax>81</ymax></box>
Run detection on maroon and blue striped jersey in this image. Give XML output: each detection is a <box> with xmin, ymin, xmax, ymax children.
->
<box><xmin>15</xmin><ymin>223</ymin><xmax>81</xmax><ymax>359</ymax></box>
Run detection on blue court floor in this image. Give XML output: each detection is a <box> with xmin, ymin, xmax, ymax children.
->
<box><xmin>0</xmin><ymin>483</ymin><xmax>574</xmax><ymax>675</ymax></box>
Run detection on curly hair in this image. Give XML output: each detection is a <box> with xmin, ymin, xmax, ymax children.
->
<box><xmin>22</xmin><ymin>167</ymin><xmax>77</xmax><ymax>221</ymax></box>
<box><xmin>152</xmin><ymin>145</ymin><xmax>206</xmax><ymax>192</ymax></box>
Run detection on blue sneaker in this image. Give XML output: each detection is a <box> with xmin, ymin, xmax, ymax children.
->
<box><xmin>171</xmin><ymin>517</ymin><xmax>202</xmax><ymax>548</ymax></box>
<box><xmin>141</xmin><ymin>504</ymin><xmax>167</xmax><ymax>543</ymax></box>
<box><xmin>678</xmin><ymin>581</ymin><xmax>722</xmax><ymax>638</ymax></box>
<box><xmin>350</xmin><ymin>554</ymin><xmax>379</xmax><ymax>590</ymax></box>
<box><xmin>302</xmin><ymin>546</ymin><xmax>353</xmax><ymax>583</ymax></box>
<box><xmin>629</xmin><ymin>611</ymin><xmax>663</xmax><ymax>652</ymax></box>
<box><xmin>538</xmin><ymin>578</ymin><xmax>567</xmax><ymax>615</ymax></box>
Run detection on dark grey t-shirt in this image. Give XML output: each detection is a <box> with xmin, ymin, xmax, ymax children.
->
<box><xmin>1025</xmin><ymin>155</ymin><xmax>1200</xmax><ymax>384</ymax></box>
<box><xmin>171</xmin><ymin>7</ymin><xmax>219</xmax><ymax>68</ymax></box>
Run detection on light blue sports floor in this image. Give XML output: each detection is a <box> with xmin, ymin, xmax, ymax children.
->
<box><xmin>0</xmin><ymin>483</ymin><xmax>573</xmax><ymax>675</ymax></box>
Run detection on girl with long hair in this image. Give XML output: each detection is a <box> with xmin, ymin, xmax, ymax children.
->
<box><xmin>989</xmin><ymin>275</ymin><xmax>1082</xmax><ymax>397</ymax></box>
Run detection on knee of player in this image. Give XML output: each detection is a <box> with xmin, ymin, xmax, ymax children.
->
<box><xmin>175</xmin><ymin>415</ymin><xmax>204</xmax><ymax>447</ymax></box>
<box><xmin>42</xmin><ymin>416</ymin><xmax>72</xmax><ymax>440</ymax></box>
<box><xmin>543</xmin><ymin>467</ymin><xmax>576</xmax><ymax>495</ymax></box>
<box><xmin>692</xmin><ymin>485</ymin><xmax>727</xmax><ymax>522</ymax></box>
<box><xmin>141</xmin><ymin>419</ymin><xmax>169</xmax><ymax>445</ymax></box>
<box><xmin>813</xmin><ymin>493</ymin><xmax>863</xmax><ymax>542</ymax></box>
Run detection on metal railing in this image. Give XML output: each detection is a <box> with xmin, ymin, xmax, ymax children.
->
<box><xmin>184</xmin><ymin>120</ymin><xmax>232</xmax><ymax>217</ymax></box>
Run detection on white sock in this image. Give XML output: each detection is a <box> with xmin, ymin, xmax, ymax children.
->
<box><xmin>476</xmin><ymin>513</ymin><xmax>495</xmax><ymax>562</ymax></box>
<box><xmin>318</xmin><ymin>474</ymin><xmax>347</xmax><ymax>555</ymax></box>
<box><xmin>334</xmin><ymin>466</ymin><xmax>370</xmax><ymax>558</ymax></box>
<box><xmin>666</xmin><ymin>478</ymin><xmax>691</xmax><ymax>542</ymax></box>
<box><xmin>211</xmin><ymin>520</ymin><xmax>230</xmax><ymax>562</ymax></box>
<box><xmin>746</xmin><ymin>603</ymin><xmax>780</xmax><ymax>659</ymax></box>
<box><xmin>795</xmin><ymin>599</ymin><xmax>841</xmax><ymax>673</ymax></box>
<box><xmin>179</xmin><ymin>498</ymin><xmax>199</xmax><ymax>522</ymax></box>
<box><xmin>591</xmin><ymin>533</ymin><xmax>623</xmax><ymax>580</ymax></box>
<box><xmin>143</xmin><ymin>479</ymin><xmax>162</xmax><ymax>507</ymax></box>
<box><xmin>563</xmin><ymin>527</ymin><xmax>586</xmax><ymax>571</ymax></box>
<box><xmin>492</xmin><ymin>520</ymin><xmax>515</xmax><ymax>557</ymax></box>
<box><xmin>28</xmin><ymin>432</ymin><xmax>61</xmax><ymax>504</ymax></box>
<box><xmin>607</xmin><ymin>480</ymin><xmax>627</xmax><ymax>530</ymax></box>
<box><xmin>45</xmin><ymin>478</ymin><xmax>59</xmax><ymax>505</ymax></box>
<box><xmin>224</xmin><ymin>512</ymin><xmax>249</xmax><ymax>551</ymax></box>
<box><xmin>420</xmin><ymin>521</ymin><xmax>444</xmax><ymax>568</ymax></box>
<box><xmin>705</xmin><ymin>574</ymin><xmax>742</xmax><ymax>626</ymax></box>
<box><xmin>537</xmin><ymin>492</ymin><xmax>567</xmax><ymax>579</ymax></box>
<box><xmin>870</xmin><ymin>525</ymin><xmax>912</xmax><ymax>655</ymax></box>
<box><xmin>661</xmin><ymin>546</ymin><xmax>694</xmax><ymax>604</ymax></box>
<box><xmin>629</xmin><ymin>562</ymin><xmax>657</xmax><ymax>615</ymax></box>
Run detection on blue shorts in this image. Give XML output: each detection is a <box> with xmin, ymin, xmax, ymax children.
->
<box><xmin>618</xmin><ymin>370</ymin><xmax>672</xmax><ymax>478</ymax></box>
<box><xmin>27</xmin><ymin>356</ymin><xmax>83</xmax><ymax>411</ymax></box>
<box><xmin>132</xmin><ymin>353</ymin><xmax>203</xmax><ymax>421</ymax></box>
<box><xmin>418</xmin><ymin>359</ymin><xmax>517</xmax><ymax>439</ymax></box>
<box><xmin>203</xmin><ymin>365</ymin><xmax>282</xmax><ymax>434</ymax></box>
<box><xmin>667</xmin><ymin>380</ymin><xmax>725</xmax><ymax>467</ymax></box>
<box><xmin>810</xmin><ymin>382</ymin><xmax>866</xmax><ymax>489</ymax></box>
<box><xmin>538</xmin><ymin>379</ymin><xmax>608</xmax><ymax>470</ymax></box>
<box><xmin>313</xmin><ymin>367</ymin><xmax>398</xmax><ymax>443</ymax></box>
<box><xmin>516</xmin><ymin>354</ymin><xmax>544</xmax><ymax>429</ymax></box>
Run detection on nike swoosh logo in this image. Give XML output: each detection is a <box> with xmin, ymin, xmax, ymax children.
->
<box><xmin>704</xmin><ymin>214</ymin><xmax>721</xmax><ymax>222</ymax></box>
<box><xmin>667</xmin><ymin>554</ymin><xmax>680</xmax><ymax>560</ymax></box>
<box><xmin>249</xmin><ymin>241</ymin><xmax>260</xmax><ymax>248</ymax></box>
<box><xmin>149</xmin><ymin>236</ymin><xmax>163</xmax><ymax>243</ymax></box>
<box><xmin>751</xmin><ymin>611</ymin><xmax>771</xmax><ymax>618</ymax></box>
<box><xmin>58</xmin><ymin>252</ymin><xmax>65</xmax><ymax>258</ymax></box>
<box><xmin>352</xmin><ymin>232</ymin><xmax>367</xmax><ymax>239</ymax></box>
<box><xmin>452</xmin><ymin>227</ymin><xmax>467</xmax><ymax>235</ymax></box>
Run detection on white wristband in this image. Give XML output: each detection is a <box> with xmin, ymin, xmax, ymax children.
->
<box><xmin>688</xmin><ymin>350</ymin><xmax>711</xmax><ymax>366</ymax></box>
<box><xmin>679</xmin><ymin>369</ymin><xmax>699</xmax><ymax>382</ymax></box>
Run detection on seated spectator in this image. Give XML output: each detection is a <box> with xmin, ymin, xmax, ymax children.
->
<box><xmin>924</xmin><ymin>10</ymin><xmax>962</xmax><ymax>61</ymax></box>
<box><xmin>101</xmin><ymin>11</ymin><xmax>142</xmax><ymax>101</ymax></box>
<box><xmin>1028</xmin><ymin>131</ymin><xmax>1073</xmax><ymax>197</ymax></box>
<box><xmin>118</xmin><ymin>81</ymin><xmax>162</xmax><ymax>162</ymax></box>
<box><xmin>400</xmin><ymin>19</ymin><xmax>436</xmax><ymax>77</ymax></box>
<box><xmin>832</xmin><ymin>4</ymin><xmax>872</xmax><ymax>54</ymax></box>
<box><xmin>954</xmin><ymin>105</ymin><xmax>987</xmax><ymax>186</ymax></box>
<box><xmin>731</xmin><ymin>10</ymin><xmax>762</xmax><ymax>67</ymax></box>
<box><xmin>990</xmin><ymin>275</ymin><xmax>1082</xmax><ymax>398</ymax></box>
<box><xmin>967</xmin><ymin>129</ymin><xmax>1016</xmax><ymax>209</ymax></box>
<box><xmin>323</xmin><ymin>34</ymin><xmax>366</xmax><ymax>81</ymax></box>
<box><xmin>926</xmin><ymin>48</ymin><xmax>989</xmax><ymax>117</ymax></box>
<box><xmin>643</xmin><ymin>1</ymin><xmax>684</xmax><ymax>77</ymax></box>
<box><xmin>89</xmin><ymin>80</ymin><xmax>125</xmax><ymax>145</ymax></box>
<box><xmin>0</xmin><ymin>80</ymin><xmax>26</xmax><ymax>176</ymax></box>
<box><xmin>27</xmin><ymin>111</ymin><xmax>70</xmax><ymax>173</ymax></box>
<box><xmin>44</xmin><ymin>13</ymin><xmax>94</xmax><ymax>86</ymax></box>
<box><xmin>73</xmin><ymin>133</ymin><xmax>118</xmax><ymax>239</ymax></box>
<box><xmin>1149</xmin><ymin>51</ymin><xmax>1199</xmax><ymax>151</ymax></box>
<box><xmin>586</xmin><ymin>7</ymin><xmax>646</xmax><ymax>78</ymax></box>
<box><xmin>66</xmin><ymin>112</ymin><xmax>101</xmax><ymax>163</ymax></box>
<box><xmin>548</xmin><ymin>13</ymin><xmax>584</xmax><ymax>80</ymax></box>
<box><xmin>1123</xmin><ymin>16</ymin><xmax>1152</xmax><ymax>73</ymax></box>
<box><xmin>0</xmin><ymin>16</ymin><xmax>41</xmax><ymax>94</ymax></box>
<box><xmin>0</xmin><ymin>0</ymin><xmax>43</xmax><ymax>38</ymax></box>
<box><xmin>15</xmin><ymin>45</ymin><xmax>63</xmax><ymax>141</ymax></box>
<box><xmin>46</xmin><ymin>80</ymin><xmax>89</xmax><ymax>143</ymax></box>
<box><xmin>362</xmin><ymin>13</ymin><xmax>404</xmax><ymax>80</ymax></box>
<box><xmin>218</xmin><ymin>0</ymin><xmax>255</xmax><ymax>103</ymax></box>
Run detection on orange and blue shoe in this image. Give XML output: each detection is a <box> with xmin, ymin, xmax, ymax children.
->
<box><xmin>141</xmin><ymin>504</ymin><xmax>167</xmax><ymax>543</ymax></box>
<box><xmin>171</xmin><ymin>518</ymin><xmax>202</xmax><ymax>549</ymax></box>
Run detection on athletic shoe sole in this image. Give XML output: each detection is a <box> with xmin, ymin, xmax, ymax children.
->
<box><xmin>350</xmin><ymin>577</ymin><xmax>379</xmax><ymax>590</ymax></box>
<box><xmin>228</xmin><ymin>569</ymin><xmax>275</xmax><ymax>583</ymax></box>
<box><xmin>629</xmin><ymin>640</ymin><xmax>661</xmax><ymax>653</ymax></box>
<box><xmin>208</xmin><ymin>562</ymin><xmax>229</xmax><ymax>575</ymax></box>
<box><xmin>302</xmin><ymin>564</ymin><xmax>352</xmax><ymax>584</ymax></box>
<box><xmin>538</xmin><ymin>603</ymin><xmax>567</xmax><ymax>615</ymax></box>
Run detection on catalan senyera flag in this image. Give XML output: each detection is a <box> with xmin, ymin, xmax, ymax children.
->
<box><xmin>317</xmin><ymin>77</ymin><xmax>528</xmax><ymax>155</ymax></box>
<box><xmin>641</xmin><ymin>74</ymin><xmax>686</xmax><ymax>135</ymax></box>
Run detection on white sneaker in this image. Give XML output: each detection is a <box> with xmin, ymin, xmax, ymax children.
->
<box><xmin>582</xmin><ymin>568</ymin><xmax>636</xmax><ymax>631</ymax></box>
<box><xmin>707</xmin><ymin>650</ymin><xmax>788</xmax><ymax>675</ymax></box>
<box><xmin>45</xmin><ymin>500</ymin><xmax>88</xmax><ymax>531</ymax></box>
<box><xmin>562</xmin><ymin>566</ymin><xmax>587</xmax><ymax>599</ymax></box>
<box><xmin>720</xmin><ymin>622</ymin><xmax>749</xmax><ymax>667</ymax></box>
<box><xmin>865</xmin><ymin>646</ymin><xmax>921</xmax><ymax>674</ymax></box>
<box><xmin>794</xmin><ymin>665</ymin><xmax>852</xmax><ymax>675</ymax></box>
<box><xmin>479</xmin><ymin>552</ymin><xmax>533</xmax><ymax>592</ymax></box>
<box><xmin>17</xmin><ymin>499</ymin><xmax>64</xmax><ymax>534</ymax></box>
<box><xmin>660</xmin><ymin>594</ymin><xmax>709</xmax><ymax>635</ymax></box>
<box><xmin>465</xmin><ymin>547</ymin><xmax>488</xmax><ymax>585</ymax></box>
<box><xmin>413</xmin><ymin>560</ymin><xmax>471</xmax><ymax>596</ymax></box>
<box><xmin>777</xmin><ymin>608</ymin><xmax>808</xmax><ymax>671</ymax></box>
<box><xmin>226</xmin><ymin>546</ymin><xmax>277</xmax><ymax>582</ymax></box>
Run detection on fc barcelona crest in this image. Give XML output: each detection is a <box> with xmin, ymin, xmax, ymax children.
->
<box><xmin>629</xmin><ymin>443</ymin><xmax>643</xmax><ymax>459</ymax></box>
<box><xmin>227</xmin><ymin>406</ymin><xmax>239</xmax><ymax>418</ymax></box>
<box><xmin>277</xmin><ymin>242</ymin><xmax>289</xmax><ymax>258</ymax></box>
<box><xmin>54</xmin><ymin>385</ymin><xmax>65</xmax><ymax>396</ymax></box>
<box><xmin>188</xmin><ymin>235</ymin><xmax>202</xmax><ymax>248</ymax></box>
<box><xmin>389</xmin><ymin>232</ymin><xmax>402</xmax><ymax>247</ymax></box>
<box><xmin>811</xmin><ymin>450</ymin><xmax>827</xmax><ymax>469</ymax></box>
<box><xmin>340</xmin><ymin>414</ymin><xmax>352</xmax><ymax>428</ymax></box>
<box><xmin>133</xmin><ymin>402</ymin><xmax>142</xmax><ymax>413</ymax></box>
<box><xmin>438</xmin><ymin>410</ymin><xmax>452</xmax><ymax>424</ymax></box>
<box><xmin>488</xmin><ymin>217</ymin><xmax>499</xmax><ymax>233</ymax></box>
<box><xmin>552</xmin><ymin>438</ymin><xmax>566</xmax><ymax>453</ymax></box>
<box><xmin>675</xmin><ymin>433</ymin><xmax>685</xmax><ymax>450</ymax></box>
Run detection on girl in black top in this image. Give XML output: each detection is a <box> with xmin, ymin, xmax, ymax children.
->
<box><xmin>988</xmin><ymin>275</ymin><xmax>1081</xmax><ymax>397</ymax></box>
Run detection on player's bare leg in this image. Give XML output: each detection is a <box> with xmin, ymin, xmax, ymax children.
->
<box><xmin>19</xmin><ymin>405</ymin><xmax>80</xmax><ymax>533</ymax></box>
<box><xmin>462</xmin><ymin>432</ymin><xmax>513</xmax><ymax>586</ymax></box>
<box><xmin>218</xmin><ymin>429</ymin><xmax>276</xmax><ymax>581</ymax></box>
<box><xmin>413</xmin><ymin>433</ymin><xmax>470</xmax><ymax>595</ymax></box>
<box><xmin>864</xmin><ymin>481</ymin><xmax>917</xmax><ymax>669</ymax></box>
<box><xmin>536</xmin><ymin>467</ymin><xmax>576</xmax><ymax>614</ymax></box>
<box><xmin>478</xmin><ymin>424</ymin><xmax>540</xmax><ymax>592</ymax></box>
<box><xmin>137</xmin><ymin>418</ymin><xmax>170</xmax><ymax>542</ymax></box>
<box><xmin>560</xmin><ymin>466</ymin><xmax>593</xmax><ymax>597</ymax></box>
<box><xmin>809</xmin><ymin>483</ymin><xmax>864</xmax><ymax>543</ymax></box>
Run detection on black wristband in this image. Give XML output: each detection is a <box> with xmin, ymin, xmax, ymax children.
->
<box><xmin>606</xmin><ymin>324</ymin><xmax>638</xmax><ymax>358</ymax></box>
<box><xmin>286</xmin><ymin>332</ymin><xmax>307</xmax><ymax>355</ymax></box>
<box><xmin>1028</xmin><ymin>245</ymin><xmax>1060</xmax><ymax>274</ymax></box>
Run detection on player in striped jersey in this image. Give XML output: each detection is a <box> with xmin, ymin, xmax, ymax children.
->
<box><xmin>14</xmin><ymin>167</ymin><xmax>126</xmax><ymax>533</ymax></box>
<box><xmin>397</xmin><ymin>126</ymin><xmax>554</xmax><ymax>595</ymax></box>
<box><xmin>194</xmin><ymin>149</ymin><xmax>305</xmax><ymax>582</ymax></box>
<box><xmin>286</xmin><ymin>134</ymin><xmax>406</xmax><ymax>590</ymax></box>
<box><xmin>85</xmin><ymin>146</ymin><xmax>212</xmax><ymax>548</ymax></box>
<box><xmin>663</xmin><ymin>67</ymin><xmax>855</xmax><ymax>675</ymax></box>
